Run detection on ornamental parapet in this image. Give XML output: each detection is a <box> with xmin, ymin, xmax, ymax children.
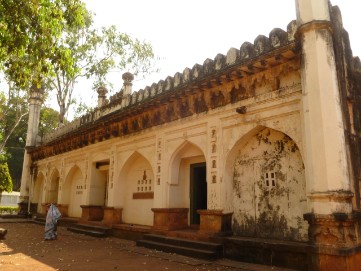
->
<box><xmin>42</xmin><ymin>20</ymin><xmax>298</xmax><ymax>145</ymax></box>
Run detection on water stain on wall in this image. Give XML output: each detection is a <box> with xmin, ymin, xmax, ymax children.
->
<box><xmin>232</xmin><ymin>128</ymin><xmax>308</xmax><ymax>241</ymax></box>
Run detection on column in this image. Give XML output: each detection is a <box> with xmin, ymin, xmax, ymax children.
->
<box><xmin>297</xmin><ymin>0</ymin><xmax>351</xmax><ymax>216</ymax></box>
<box><xmin>19</xmin><ymin>86</ymin><xmax>44</xmax><ymax>207</ymax></box>
<box><xmin>296</xmin><ymin>1</ymin><xmax>360</xmax><ymax>270</ymax></box>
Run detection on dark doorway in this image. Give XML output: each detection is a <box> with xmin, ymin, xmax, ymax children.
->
<box><xmin>190</xmin><ymin>162</ymin><xmax>207</xmax><ymax>225</ymax></box>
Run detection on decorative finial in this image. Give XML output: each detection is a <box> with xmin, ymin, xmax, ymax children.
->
<box><xmin>97</xmin><ymin>86</ymin><xmax>108</xmax><ymax>107</ymax></box>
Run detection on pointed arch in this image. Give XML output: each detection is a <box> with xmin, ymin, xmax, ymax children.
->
<box><xmin>32</xmin><ymin>171</ymin><xmax>45</xmax><ymax>213</ymax></box>
<box><xmin>45</xmin><ymin>167</ymin><xmax>60</xmax><ymax>204</ymax></box>
<box><xmin>61</xmin><ymin>165</ymin><xmax>84</xmax><ymax>218</ymax></box>
<box><xmin>114</xmin><ymin>151</ymin><xmax>154</xmax><ymax>226</ymax></box>
<box><xmin>166</xmin><ymin>140</ymin><xmax>207</xmax><ymax>224</ymax></box>
<box><xmin>168</xmin><ymin>140</ymin><xmax>206</xmax><ymax>185</ymax></box>
<box><xmin>224</xmin><ymin>125</ymin><xmax>307</xmax><ymax>241</ymax></box>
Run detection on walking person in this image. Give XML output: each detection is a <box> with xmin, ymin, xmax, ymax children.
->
<box><xmin>44</xmin><ymin>203</ymin><xmax>61</xmax><ymax>241</ymax></box>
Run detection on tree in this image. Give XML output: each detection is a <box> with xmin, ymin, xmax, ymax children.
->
<box><xmin>0</xmin><ymin>83</ymin><xmax>28</xmax><ymax>155</ymax></box>
<box><xmin>47</xmin><ymin>16</ymin><xmax>158</xmax><ymax>123</ymax></box>
<box><xmin>39</xmin><ymin>107</ymin><xmax>60</xmax><ymax>137</ymax></box>
<box><xmin>5</xmin><ymin>106</ymin><xmax>59</xmax><ymax>191</ymax></box>
<box><xmin>0</xmin><ymin>81</ymin><xmax>28</xmax><ymax>190</ymax></box>
<box><xmin>0</xmin><ymin>0</ymin><xmax>88</xmax><ymax>89</ymax></box>
<box><xmin>0</xmin><ymin>160</ymin><xmax>12</xmax><ymax>192</ymax></box>
<box><xmin>0</xmin><ymin>131</ymin><xmax>12</xmax><ymax>192</ymax></box>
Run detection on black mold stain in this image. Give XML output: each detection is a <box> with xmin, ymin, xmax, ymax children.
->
<box><xmin>232</xmin><ymin>128</ymin><xmax>306</xmax><ymax>241</ymax></box>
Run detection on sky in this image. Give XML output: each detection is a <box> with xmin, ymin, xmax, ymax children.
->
<box><xmin>49</xmin><ymin>0</ymin><xmax>361</xmax><ymax>116</ymax></box>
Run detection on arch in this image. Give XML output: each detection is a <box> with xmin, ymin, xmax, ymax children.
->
<box><xmin>225</xmin><ymin>126</ymin><xmax>307</xmax><ymax>241</ymax></box>
<box><xmin>61</xmin><ymin>165</ymin><xmax>84</xmax><ymax>218</ymax></box>
<box><xmin>45</xmin><ymin>168</ymin><xmax>60</xmax><ymax>204</ymax></box>
<box><xmin>114</xmin><ymin>151</ymin><xmax>154</xmax><ymax>226</ymax></box>
<box><xmin>167</xmin><ymin>140</ymin><xmax>207</xmax><ymax>225</ymax></box>
<box><xmin>32</xmin><ymin>172</ymin><xmax>45</xmax><ymax>213</ymax></box>
<box><xmin>168</xmin><ymin>140</ymin><xmax>206</xmax><ymax>185</ymax></box>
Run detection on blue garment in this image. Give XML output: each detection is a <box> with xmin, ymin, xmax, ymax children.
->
<box><xmin>44</xmin><ymin>204</ymin><xmax>61</xmax><ymax>240</ymax></box>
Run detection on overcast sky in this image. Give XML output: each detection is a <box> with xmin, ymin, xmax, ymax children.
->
<box><xmin>53</xmin><ymin>0</ymin><xmax>361</xmax><ymax>114</ymax></box>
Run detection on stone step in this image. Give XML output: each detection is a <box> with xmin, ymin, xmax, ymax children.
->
<box><xmin>136</xmin><ymin>234</ymin><xmax>223</xmax><ymax>260</ymax></box>
<box><xmin>67</xmin><ymin>223</ymin><xmax>112</xmax><ymax>238</ymax></box>
<box><xmin>32</xmin><ymin>217</ymin><xmax>46</xmax><ymax>225</ymax></box>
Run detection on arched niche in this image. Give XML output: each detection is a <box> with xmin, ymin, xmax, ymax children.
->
<box><xmin>32</xmin><ymin>172</ymin><xmax>45</xmax><ymax>213</ymax></box>
<box><xmin>115</xmin><ymin>151</ymin><xmax>154</xmax><ymax>226</ymax></box>
<box><xmin>225</xmin><ymin>126</ymin><xmax>308</xmax><ymax>241</ymax></box>
<box><xmin>45</xmin><ymin>168</ymin><xmax>60</xmax><ymax>204</ymax></box>
<box><xmin>61</xmin><ymin>165</ymin><xmax>84</xmax><ymax>218</ymax></box>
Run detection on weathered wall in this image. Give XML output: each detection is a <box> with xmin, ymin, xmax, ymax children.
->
<box><xmin>28</xmin><ymin>17</ymin><xmax>307</xmax><ymax>244</ymax></box>
<box><xmin>331</xmin><ymin>6</ymin><xmax>361</xmax><ymax>210</ymax></box>
<box><xmin>231</xmin><ymin>128</ymin><xmax>307</xmax><ymax>241</ymax></box>
<box><xmin>31</xmin><ymin>60</ymin><xmax>304</xmax><ymax>239</ymax></box>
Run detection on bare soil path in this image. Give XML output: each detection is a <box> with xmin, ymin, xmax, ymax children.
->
<box><xmin>0</xmin><ymin>221</ymin><xmax>295</xmax><ymax>271</ymax></box>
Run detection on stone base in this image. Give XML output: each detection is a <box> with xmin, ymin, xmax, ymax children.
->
<box><xmin>0</xmin><ymin>228</ymin><xmax>8</xmax><ymax>240</ymax></box>
<box><xmin>198</xmin><ymin>209</ymin><xmax>233</xmax><ymax>237</ymax></box>
<box><xmin>152</xmin><ymin>208</ymin><xmax>188</xmax><ymax>231</ymax></box>
<box><xmin>57</xmin><ymin>204</ymin><xmax>69</xmax><ymax>217</ymax></box>
<box><xmin>304</xmin><ymin>212</ymin><xmax>361</xmax><ymax>271</ymax></box>
<box><xmin>102</xmin><ymin>207</ymin><xmax>122</xmax><ymax>225</ymax></box>
<box><xmin>224</xmin><ymin>236</ymin><xmax>311</xmax><ymax>271</ymax></box>
<box><xmin>80</xmin><ymin>205</ymin><xmax>104</xmax><ymax>222</ymax></box>
<box><xmin>41</xmin><ymin>203</ymin><xmax>49</xmax><ymax>214</ymax></box>
<box><xmin>315</xmin><ymin>249</ymin><xmax>361</xmax><ymax>271</ymax></box>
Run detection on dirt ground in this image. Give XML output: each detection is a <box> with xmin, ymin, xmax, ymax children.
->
<box><xmin>0</xmin><ymin>221</ymin><xmax>295</xmax><ymax>271</ymax></box>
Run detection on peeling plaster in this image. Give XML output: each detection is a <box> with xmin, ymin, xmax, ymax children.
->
<box><xmin>232</xmin><ymin>128</ymin><xmax>308</xmax><ymax>241</ymax></box>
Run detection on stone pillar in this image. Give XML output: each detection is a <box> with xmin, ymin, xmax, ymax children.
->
<box><xmin>121</xmin><ymin>72</ymin><xmax>134</xmax><ymax>107</ymax></box>
<box><xmin>151</xmin><ymin>208</ymin><xmax>188</xmax><ymax>231</ymax></box>
<box><xmin>19</xmin><ymin>85</ymin><xmax>44</xmax><ymax>210</ymax></box>
<box><xmin>198</xmin><ymin>209</ymin><xmax>233</xmax><ymax>237</ymax></box>
<box><xmin>102</xmin><ymin>207</ymin><xmax>123</xmax><ymax>226</ymax></box>
<box><xmin>122</xmin><ymin>72</ymin><xmax>134</xmax><ymax>96</ymax></box>
<box><xmin>297</xmin><ymin>0</ymin><xmax>351</xmax><ymax>215</ymax></box>
<box><xmin>97</xmin><ymin>86</ymin><xmax>108</xmax><ymax>108</ymax></box>
<box><xmin>296</xmin><ymin>1</ymin><xmax>361</xmax><ymax>270</ymax></box>
<box><xmin>80</xmin><ymin>205</ymin><xmax>104</xmax><ymax>222</ymax></box>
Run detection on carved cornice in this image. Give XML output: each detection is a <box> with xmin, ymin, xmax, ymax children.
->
<box><xmin>30</xmin><ymin>21</ymin><xmax>302</xmax><ymax>161</ymax></box>
<box><xmin>29</xmin><ymin>53</ymin><xmax>300</xmax><ymax>161</ymax></box>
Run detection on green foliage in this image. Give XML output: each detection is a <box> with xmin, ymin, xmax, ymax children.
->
<box><xmin>0</xmin><ymin>206</ymin><xmax>19</xmax><ymax>214</ymax></box>
<box><xmin>5</xmin><ymin>106</ymin><xmax>60</xmax><ymax>190</ymax></box>
<box><xmin>39</xmin><ymin>107</ymin><xmax>61</xmax><ymax>137</ymax></box>
<box><xmin>0</xmin><ymin>0</ymin><xmax>88</xmax><ymax>88</ymax></box>
<box><xmin>0</xmin><ymin>81</ymin><xmax>29</xmax><ymax>153</ymax></box>
<box><xmin>74</xmin><ymin>100</ymin><xmax>92</xmax><ymax>119</ymax></box>
<box><xmin>0</xmin><ymin>80</ymin><xmax>60</xmax><ymax>190</ymax></box>
<box><xmin>46</xmin><ymin>13</ymin><xmax>158</xmax><ymax>123</ymax></box>
<box><xmin>0</xmin><ymin>1</ymin><xmax>158</xmax><ymax>124</ymax></box>
<box><xmin>0</xmin><ymin>81</ymin><xmax>28</xmax><ymax>190</ymax></box>
<box><xmin>0</xmin><ymin>162</ymin><xmax>13</xmax><ymax>192</ymax></box>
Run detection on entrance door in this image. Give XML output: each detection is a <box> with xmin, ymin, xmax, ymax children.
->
<box><xmin>190</xmin><ymin>162</ymin><xmax>207</xmax><ymax>225</ymax></box>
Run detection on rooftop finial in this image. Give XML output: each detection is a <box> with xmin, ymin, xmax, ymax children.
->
<box><xmin>97</xmin><ymin>86</ymin><xmax>108</xmax><ymax>108</ymax></box>
<box><xmin>122</xmin><ymin>72</ymin><xmax>134</xmax><ymax>96</ymax></box>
